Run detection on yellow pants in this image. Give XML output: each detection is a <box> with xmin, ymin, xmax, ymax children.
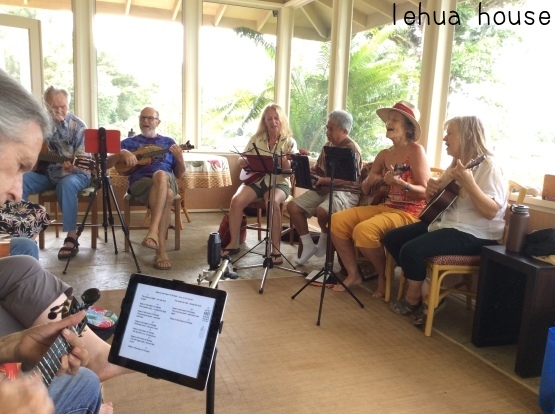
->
<box><xmin>331</xmin><ymin>205</ymin><xmax>419</xmax><ymax>249</ymax></box>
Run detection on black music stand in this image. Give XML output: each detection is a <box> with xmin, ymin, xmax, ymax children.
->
<box><xmin>233</xmin><ymin>144</ymin><xmax>307</xmax><ymax>294</ymax></box>
<box><xmin>62</xmin><ymin>127</ymin><xmax>141</xmax><ymax>274</ymax></box>
<box><xmin>291</xmin><ymin>146</ymin><xmax>364</xmax><ymax>325</ymax></box>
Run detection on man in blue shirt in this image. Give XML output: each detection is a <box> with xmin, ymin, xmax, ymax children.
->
<box><xmin>22</xmin><ymin>86</ymin><xmax>91</xmax><ymax>260</ymax></box>
<box><xmin>107</xmin><ymin>106</ymin><xmax>185</xmax><ymax>270</ymax></box>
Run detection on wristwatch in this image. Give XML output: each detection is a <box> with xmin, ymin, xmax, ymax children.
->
<box><xmin>403</xmin><ymin>183</ymin><xmax>411</xmax><ymax>192</ymax></box>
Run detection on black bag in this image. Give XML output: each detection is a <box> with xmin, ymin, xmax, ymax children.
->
<box><xmin>523</xmin><ymin>228</ymin><xmax>555</xmax><ymax>257</ymax></box>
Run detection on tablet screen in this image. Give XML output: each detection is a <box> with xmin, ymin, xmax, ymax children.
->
<box><xmin>108</xmin><ymin>274</ymin><xmax>227</xmax><ymax>390</ymax></box>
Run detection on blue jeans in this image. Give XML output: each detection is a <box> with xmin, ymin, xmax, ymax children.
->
<box><xmin>49</xmin><ymin>368</ymin><xmax>103</xmax><ymax>414</ymax></box>
<box><xmin>22</xmin><ymin>172</ymin><xmax>90</xmax><ymax>232</ymax></box>
<box><xmin>9</xmin><ymin>237</ymin><xmax>39</xmax><ymax>260</ymax></box>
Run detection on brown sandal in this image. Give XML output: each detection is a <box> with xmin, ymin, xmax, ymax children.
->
<box><xmin>153</xmin><ymin>253</ymin><xmax>172</xmax><ymax>270</ymax></box>
<box><xmin>142</xmin><ymin>231</ymin><xmax>159</xmax><ymax>249</ymax></box>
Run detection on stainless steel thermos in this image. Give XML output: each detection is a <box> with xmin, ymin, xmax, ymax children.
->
<box><xmin>506</xmin><ymin>204</ymin><xmax>530</xmax><ymax>253</ymax></box>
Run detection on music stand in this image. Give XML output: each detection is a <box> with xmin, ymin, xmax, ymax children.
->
<box><xmin>233</xmin><ymin>144</ymin><xmax>307</xmax><ymax>293</ymax></box>
<box><xmin>62</xmin><ymin>127</ymin><xmax>141</xmax><ymax>274</ymax></box>
<box><xmin>291</xmin><ymin>146</ymin><xmax>364</xmax><ymax>325</ymax></box>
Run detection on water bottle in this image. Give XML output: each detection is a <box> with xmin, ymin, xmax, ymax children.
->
<box><xmin>207</xmin><ymin>232</ymin><xmax>221</xmax><ymax>269</ymax></box>
<box><xmin>505</xmin><ymin>204</ymin><xmax>530</xmax><ymax>253</ymax></box>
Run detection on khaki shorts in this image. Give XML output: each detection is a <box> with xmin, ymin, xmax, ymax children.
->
<box><xmin>291</xmin><ymin>189</ymin><xmax>360</xmax><ymax>217</ymax></box>
<box><xmin>129</xmin><ymin>173</ymin><xmax>179</xmax><ymax>207</ymax></box>
<box><xmin>246</xmin><ymin>179</ymin><xmax>291</xmax><ymax>199</ymax></box>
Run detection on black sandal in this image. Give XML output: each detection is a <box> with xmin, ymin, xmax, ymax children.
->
<box><xmin>57</xmin><ymin>237</ymin><xmax>79</xmax><ymax>260</ymax></box>
<box><xmin>271</xmin><ymin>253</ymin><xmax>283</xmax><ymax>266</ymax></box>
<box><xmin>388</xmin><ymin>298</ymin><xmax>421</xmax><ymax>316</ymax></box>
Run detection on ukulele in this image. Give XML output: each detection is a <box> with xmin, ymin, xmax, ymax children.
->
<box><xmin>239</xmin><ymin>154</ymin><xmax>275</xmax><ymax>185</ymax></box>
<box><xmin>369</xmin><ymin>164</ymin><xmax>412</xmax><ymax>205</ymax></box>
<box><xmin>29</xmin><ymin>288</ymin><xmax>100</xmax><ymax>387</ymax></box>
<box><xmin>114</xmin><ymin>141</ymin><xmax>195</xmax><ymax>176</ymax></box>
<box><xmin>418</xmin><ymin>155</ymin><xmax>486</xmax><ymax>224</ymax></box>
<box><xmin>34</xmin><ymin>143</ymin><xmax>96</xmax><ymax>173</ymax></box>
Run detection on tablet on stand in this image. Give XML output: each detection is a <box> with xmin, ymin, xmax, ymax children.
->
<box><xmin>108</xmin><ymin>274</ymin><xmax>227</xmax><ymax>392</ymax></box>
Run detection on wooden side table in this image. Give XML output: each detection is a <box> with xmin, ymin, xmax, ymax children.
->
<box><xmin>472</xmin><ymin>244</ymin><xmax>555</xmax><ymax>377</ymax></box>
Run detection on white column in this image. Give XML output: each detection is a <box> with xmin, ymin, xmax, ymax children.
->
<box><xmin>418</xmin><ymin>0</ymin><xmax>457</xmax><ymax>167</ymax></box>
<box><xmin>72</xmin><ymin>0</ymin><xmax>97</xmax><ymax>128</ymax></box>
<box><xmin>327</xmin><ymin>0</ymin><xmax>353</xmax><ymax>113</ymax></box>
<box><xmin>274</xmin><ymin>7</ymin><xmax>294</xmax><ymax>116</ymax></box>
<box><xmin>182</xmin><ymin>0</ymin><xmax>202</xmax><ymax>146</ymax></box>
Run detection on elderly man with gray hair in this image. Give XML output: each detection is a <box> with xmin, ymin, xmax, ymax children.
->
<box><xmin>22</xmin><ymin>85</ymin><xmax>90</xmax><ymax>261</ymax></box>
<box><xmin>287</xmin><ymin>110</ymin><xmax>363</xmax><ymax>266</ymax></box>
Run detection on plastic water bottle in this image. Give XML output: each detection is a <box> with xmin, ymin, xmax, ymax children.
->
<box><xmin>506</xmin><ymin>204</ymin><xmax>530</xmax><ymax>253</ymax></box>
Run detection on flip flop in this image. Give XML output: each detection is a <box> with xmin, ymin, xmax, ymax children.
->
<box><xmin>153</xmin><ymin>253</ymin><xmax>172</xmax><ymax>270</ymax></box>
<box><xmin>142</xmin><ymin>231</ymin><xmax>159</xmax><ymax>249</ymax></box>
<box><xmin>57</xmin><ymin>237</ymin><xmax>79</xmax><ymax>260</ymax></box>
<box><xmin>221</xmin><ymin>248</ymin><xmax>240</xmax><ymax>257</ymax></box>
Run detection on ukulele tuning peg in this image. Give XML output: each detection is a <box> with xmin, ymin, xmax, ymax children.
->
<box><xmin>81</xmin><ymin>288</ymin><xmax>100</xmax><ymax>308</ymax></box>
<box><xmin>47</xmin><ymin>299</ymin><xmax>70</xmax><ymax>319</ymax></box>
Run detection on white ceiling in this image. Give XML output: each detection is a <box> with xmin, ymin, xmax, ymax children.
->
<box><xmin>0</xmin><ymin>0</ymin><xmax>432</xmax><ymax>40</ymax></box>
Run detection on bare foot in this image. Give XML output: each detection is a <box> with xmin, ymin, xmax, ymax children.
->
<box><xmin>100</xmin><ymin>402</ymin><xmax>113</xmax><ymax>414</ymax></box>
<box><xmin>371</xmin><ymin>289</ymin><xmax>385</xmax><ymax>298</ymax></box>
<box><xmin>333</xmin><ymin>274</ymin><xmax>362</xmax><ymax>292</ymax></box>
<box><xmin>371</xmin><ymin>276</ymin><xmax>386</xmax><ymax>298</ymax></box>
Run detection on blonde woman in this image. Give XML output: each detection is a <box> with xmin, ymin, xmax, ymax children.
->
<box><xmin>384</xmin><ymin>116</ymin><xmax>507</xmax><ymax>324</ymax></box>
<box><xmin>222</xmin><ymin>104</ymin><xmax>297</xmax><ymax>264</ymax></box>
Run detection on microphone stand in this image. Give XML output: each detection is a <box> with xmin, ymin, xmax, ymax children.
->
<box><xmin>63</xmin><ymin>127</ymin><xmax>141</xmax><ymax>274</ymax></box>
<box><xmin>233</xmin><ymin>148</ymin><xmax>307</xmax><ymax>294</ymax></box>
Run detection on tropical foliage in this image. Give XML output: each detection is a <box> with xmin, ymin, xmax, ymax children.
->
<box><xmin>205</xmin><ymin>0</ymin><xmax>519</xmax><ymax>161</ymax></box>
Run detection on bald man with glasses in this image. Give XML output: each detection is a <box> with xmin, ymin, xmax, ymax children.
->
<box><xmin>107</xmin><ymin>106</ymin><xmax>185</xmax><ymax>270</ymax></box>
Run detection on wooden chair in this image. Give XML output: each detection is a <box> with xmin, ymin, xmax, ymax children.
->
<box><xmin>138</xmin><ymin>176</ymin><xmax>191</xmax><ymax>228</ymax></box>
<box><xmin>108</xmin><ymin>168</ymin><xmax>181</xmax><ymax>253</ymax></box>
<box><xmin>245</xmin><ymin>176</ymin><xmax>296</xmax><ymax>244</ymax></box>
<box><xmin>38</xmin><ymin>186</ymin><xmax>99</xmax><ymax>249</ymax></box>
<box><xmin>392</xmin><ymin>179</ymin><xmax>527</xmax><ymax>337</ymax></box>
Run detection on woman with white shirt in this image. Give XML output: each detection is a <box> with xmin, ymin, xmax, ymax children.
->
<box><xmin>384</xmin><ymin>116</ymin><xmax>507</xmax><ymax>324</ymax></box>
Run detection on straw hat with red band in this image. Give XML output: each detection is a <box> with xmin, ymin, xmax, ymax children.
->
<box><xmin>376</xmin><ymin>101</ymin><xmax>421</xmax><ymax>141</ymax></box>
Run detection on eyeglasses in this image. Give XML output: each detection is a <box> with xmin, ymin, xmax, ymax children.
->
<box><xmin>139</xmin><ymin>116</ymin><xmax>159</xmax><ymax>122</ymax></box>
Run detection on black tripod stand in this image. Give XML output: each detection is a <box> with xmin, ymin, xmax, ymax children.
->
<box><xmin>233</xmin><ymin>147</ymin><xmax>307</xmax><ymax>294</ymax></box>
<box><xmin>291</xmin><ymin>146</ymin><xmax>364</xmax><ymax>325</ymax></box>
<box><xmin>63</xmin><ymin>127</ymin><xmax>141</xmax><ymax>274</ymax></box>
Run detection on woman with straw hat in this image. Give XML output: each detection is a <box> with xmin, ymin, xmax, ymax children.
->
<box><xmin>330</xmin><ymin>101</ymin><xmax>430</xmax><ymax>297</ymax></box>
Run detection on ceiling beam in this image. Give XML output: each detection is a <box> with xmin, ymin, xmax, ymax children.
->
<box><xmin>364</xmin><ymin>1</ymin><xmax>423</xmax><ymax>29</ymax></box>
<box><xmin>300</xmin><ymin>2</ymin><xmax>328</xmax><ymax>39</ymax></box>
<box><xmin>284</xmin><ymin>0</ymin><xmax>314</xmax><ymax>8</ymax></box>
<box><xmin>207</xmin><ymin>0</ymin><xmax>284</xmax><ymax>10</ymax></box>
<box><xmin>213</xmin><ymin>4</ymin><xmax>227</xmax><ymax>27</ymax></box>
<box><xmin>256</xmin><ymin>10</ymin><xmax>272</xmax><ymax>32</ymax></box>
<box><xmin>171</xmin><ymin>0</ymin><xmax>182</xmax><ymax>21</ymax></box>
<box><xmin>359</xmin><ymin>0</ymin><xmax>392</xmax><ymax>19</ymax></box>
<box><xmin>125</xmin><ymin>0</ymin><xmax>131</xmax><ymax>15</ymax></box>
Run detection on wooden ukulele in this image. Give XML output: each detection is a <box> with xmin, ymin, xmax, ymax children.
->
<box><xmin>34</xmin><ymin>143</ymin><xmax>96</xmax><ymax>173</ymax></box>
<box><xmin>30</xmin><ymin>288</ymin><xmax>100</xmax><ymax>387</ymax></box>
<box><xmin>369</xmin><ymin>164</ymin><xmax>411</xmax><ymax>205</ymax></box>
<box><xmin>114</xmin><ymin>140</ymin><xmax>194</xmax><ymax>176</ymax></box>
<box><xmin>418</xmin><ymin>155</ymin><xmax>486</xmax><ymax>224</ymax></box>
